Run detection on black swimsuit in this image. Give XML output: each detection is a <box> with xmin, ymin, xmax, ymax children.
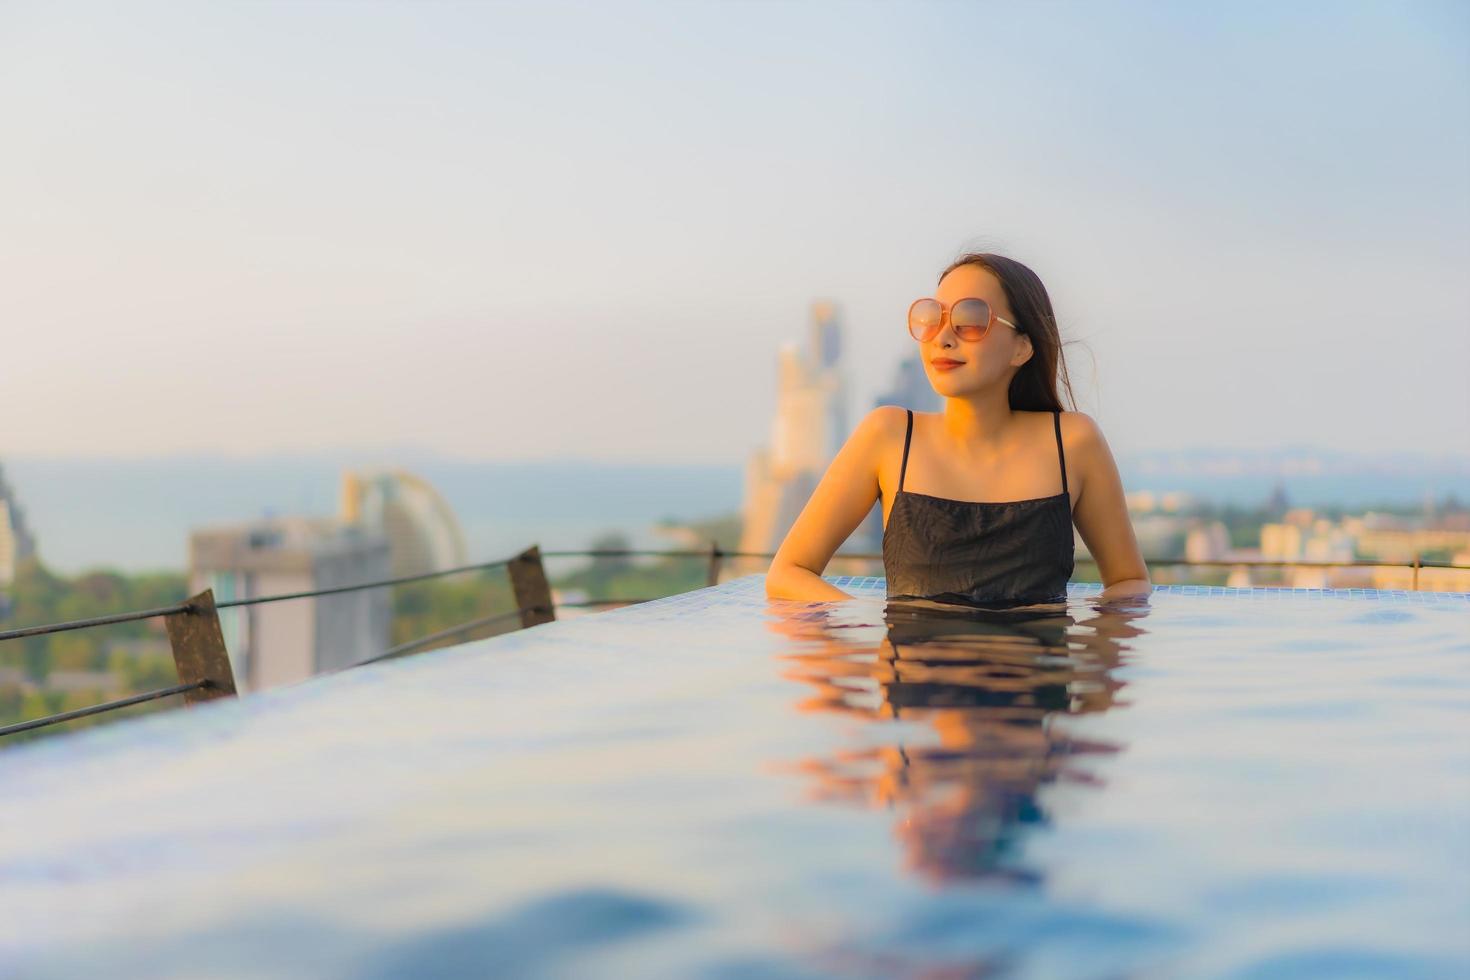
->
<box><xmin>882</xmin><ymin>409</ymin><xmax>1075</xmax><ymax>606</ymax></box>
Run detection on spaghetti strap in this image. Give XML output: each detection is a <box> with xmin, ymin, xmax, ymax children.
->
<box><xmin>1053</xmin><ymin>410</ymin><xmax>1068</xmax><ymax>496</ymax></box>
<box><xmin>882</xmin><ymin>408</ymin><xmax>1075</xmax><ymax>604</ymax></box>
<box><xmin>898</xmin><ymin>409</ymin><xmax>913</xmax><ymax>492</ymax></box>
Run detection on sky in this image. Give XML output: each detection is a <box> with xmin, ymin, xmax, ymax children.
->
<box><xmin>2</xmin><ymin>0</ymin><xmax>1467</xmax><ymax>464</ymax></box>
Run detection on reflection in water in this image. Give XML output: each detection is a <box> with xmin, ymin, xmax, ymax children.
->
<box><xmin>768</xmin><ymin>594</ymin><xmax>1150</xmax><ymax>886</ymax></box>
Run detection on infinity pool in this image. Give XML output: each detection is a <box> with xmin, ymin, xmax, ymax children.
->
<box><xmin>1</xmin><ymin>576</ymin><xmax>1467</xmax><ymax>979</ymax></box>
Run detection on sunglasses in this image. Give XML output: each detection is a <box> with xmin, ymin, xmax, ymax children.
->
<box><xmin>907</xmin><ymin>297</ymin><xmax>1020</xmax><ymax>343</ymax></box>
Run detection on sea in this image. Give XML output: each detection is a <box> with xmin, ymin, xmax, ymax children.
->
<box><xmin>2</xmin><ymin>448</ymin><xmax>1466</xmax><ymax>575</ymax></box>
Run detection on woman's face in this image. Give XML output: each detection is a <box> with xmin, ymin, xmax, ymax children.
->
<box><xmin>919</xmin><ymin>264</ymin><xmax>1032</xmax><ymax>396</ymax></box>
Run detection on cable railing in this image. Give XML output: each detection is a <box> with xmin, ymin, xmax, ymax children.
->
<box><xmin>2</xmin><ymin>543</ymin><xmax>1466</xmax><ymax>739</ymax></box>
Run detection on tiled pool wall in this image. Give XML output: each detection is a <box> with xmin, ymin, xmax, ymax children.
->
<box><xmin>758</xmin><ymin>574</ymin><xmax>1470</xmax><ymax>604</ymax></box>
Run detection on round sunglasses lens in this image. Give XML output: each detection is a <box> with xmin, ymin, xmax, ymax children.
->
<box><xmin>908</xmin><ymin>300</ymin><xmax>942</xmax><ymax>340</ymax></box>
<box><xmin>951</xmin><ymin>298</ymin><xmax>991</xmax><ymax>338</ymax></box>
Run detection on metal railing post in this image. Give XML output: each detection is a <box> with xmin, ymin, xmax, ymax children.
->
<box><xmin>164</xmin><ymin>589</ymin><xmax>238</xmax><ymax>703</ymax></box>
<box><xmin>509</xmin><ymin>545</ymin><xmax>556</xmax><ymax>629</ymax></box>
<box><xmin>1412</xmin><ymin>552</ymin><xmax>1420</xmax><ymax>591</ymax></box>
<box><xmin>707</xmin><ymin>540</ymin><xmax>723</xmax><ymax>587</ymax></box>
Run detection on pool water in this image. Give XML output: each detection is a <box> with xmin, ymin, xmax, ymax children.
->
<box><xmin>1</xmin><ymin>576</ymin><xmax>1466</xmax><ymax>979</ymax></box>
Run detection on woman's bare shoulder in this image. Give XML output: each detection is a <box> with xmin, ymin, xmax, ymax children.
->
<box><xmin>1056</xmin><ymin>409</ymin><xmax>1104</xmax><ymax>446</ymax></box>
<box><xmin>847</xmin><ymin>406</ymin><xmax>909</xmax><ymax>469</ymax></box>
<box><xmin>856</xmin><ymin>405</ymin><xmax>910</xmax><ymax>441</ymax></box>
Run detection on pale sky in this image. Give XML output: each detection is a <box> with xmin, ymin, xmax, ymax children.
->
<box><xmin>2</xmin><ymin>0</ymin><xmax>1466</xmax><ymax>463</ymax></box>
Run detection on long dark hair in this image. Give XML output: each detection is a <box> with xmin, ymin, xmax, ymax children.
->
<box><xmin>938</xmin><ymin>252</ymin><xmax>1077</xmax><ymax>413</ymax></box>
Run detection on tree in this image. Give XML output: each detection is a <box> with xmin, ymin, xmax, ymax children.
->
<box><xmin>584</xmin><ymin>532</ymin><xmax>633</xmax><ymax>596</ymax></box>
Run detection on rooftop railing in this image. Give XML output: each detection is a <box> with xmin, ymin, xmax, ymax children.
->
<box><xmin>2</xmin><ymin>545</ymin><xmax>1466</xmax><ymax>740</ymax></box>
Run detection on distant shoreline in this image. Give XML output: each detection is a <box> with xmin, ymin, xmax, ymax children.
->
<box><xmin>3</xmin><ymin>454</ymin><xmax>1465</xmax><ymax>575</ymax></box>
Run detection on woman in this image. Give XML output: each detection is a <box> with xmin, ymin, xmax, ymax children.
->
<box><xmin>766</xmin><ymin>252</ymin><xmax>1151</xmax><ymax>605</ymax></box>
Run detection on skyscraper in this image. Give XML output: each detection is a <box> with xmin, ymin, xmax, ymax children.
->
<box><xmin>738</xmin><ymin>301</ymin><xmax>850</xmax><ymax>566</ymax></box>
<box><xmin>739</xmin><ymin>306</ymin><xmax>954</xmax><ymax>569</ymax></box>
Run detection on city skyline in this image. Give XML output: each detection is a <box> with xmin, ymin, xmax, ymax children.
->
<box><xmin>2</xmin><ymin>444</ymin><xmax>1466</xmax><ymax>575</ymax></box>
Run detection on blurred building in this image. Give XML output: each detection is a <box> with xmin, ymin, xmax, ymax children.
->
<box><xmin>1265</xmin><ymin>480</ymin><xmax>1290</xmax><ymax>515</ymax></box>
<box><xmin>1355</xmin><ymin>512</ymin><xmax>1470</xmax><ymax>591</ymax></box>
<box><xmin>1246</xmin><ymin>505</ymin><xmax>1470</xmax><ymax>590</ymax></box>
<box><xmin>1127</xmin><ymin>490</ymin><xmax>1197</xmax><ymax>514</ymax></box>
<box><xmin>873</xmin><ymin>354</ymin><xmax>942</xmax><ymax>416</ymax></box>
<box><xmin>738</xmin><ymin>302</ymin><xmax>850</xmax><ymax>569</ymax></box>
<box><xmin>1185</xmin><ymin>521</ymin><xmax>1231</xmax><ymax>563</ymax></box>
<box><xmin>851</xmin><ymin>354</ymin><xmax>947</xmax><ymax>551</ymax></box>
<box><xmin>1159</xmin><ymin>491</ymin><xmax>1196</xmax><ymax>513</ymax></box>
<box><xmin>1260</xmin><ymin>510</ymin><xmax>1344</xmax><ymax>587</ymax></box>
<box><xmin>1370</xmin><ymin>553</ymin><xmax>1470</xmax><ymax>592</ymax></box>
<box><xmin>1223</xmin><ymin>558</ymin><xmax>1258</xmax><ymax>590</ymax></box>
<box><xmin>0</xmin><ymin>463</ymin><xmax>38</xmax><ymax>589</ymax></box>
<box><xmin>340</xmin><ymin>470</ymin><xmax>467</xmax><ymax>578</ymax></box>
<box><xmin>1344</xmin><ymin>515</ymin><xmax>1470</xmax><ymax>565</ymax></box>
<box><xmin>1128</xmin><ymin>515</ymin><xmax>1185</xmax><ymax>561</ymax></box>
<box><xmin>1125</xmin><ymin>490</ymin><xmax>1157</xmax><ymax>513</ymax></box>
<box><xmin>1260</xmin><ymin>522</ymin><xmax>1303</xmax><ymax>561</ymax></box>
<box><xmin>1302</xmin><ymin>524</ymin><xmax>1355</xmax><ymax>564</ymax></box>
<box><xmin>189</xmin><ymin>517</ymin><xmax>391</xmax><ymax>692</ymax></box>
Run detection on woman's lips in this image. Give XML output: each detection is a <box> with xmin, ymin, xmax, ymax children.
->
<box><xmin>931</xmin><ymin>359</ymin><xmax>965</xmax><ymax>371</ymax></box>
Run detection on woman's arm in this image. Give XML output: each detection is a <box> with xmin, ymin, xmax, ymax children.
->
<box><xmin>1065</xmin><ymin>412</ymin><xmax>1153</xmax><ymax>602</ymax></box>
<box><xmin>765</xmin><ymin>407</ymin><xmax>900</xmax><ymax>601</ymax></box>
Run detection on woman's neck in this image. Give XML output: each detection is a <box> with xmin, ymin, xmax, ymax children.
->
<box><xmin>939</xmin><ymin>393</ymin><xmax>1020</xmax><ymax>452</ymax></box>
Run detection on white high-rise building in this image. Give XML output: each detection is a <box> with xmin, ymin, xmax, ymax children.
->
<box><xmin>738</xmin><ymin>302</ymin><xmax>850</xmax><ymax>565</ymax></box>
<box><xmin>188</xmin><ymin>516</ymin><xmax>391</xmax><ymax>692</ymax></box>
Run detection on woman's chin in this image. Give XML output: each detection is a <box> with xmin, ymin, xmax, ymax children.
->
<box><xmin>929</xmin><ymin>374</ymin><xmax>976</xmax><ymax>396</ymax></box>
